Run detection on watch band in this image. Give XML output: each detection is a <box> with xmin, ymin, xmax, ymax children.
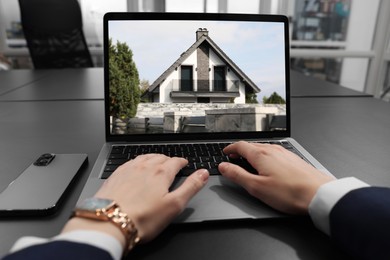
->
<box><xmin>104</xmin><ymin>203</ymin><xmax>140</xmax><ymax>253</ymax></box>
<box><xmin>73</xmin><ymin>198</ymin><xmax>140</xmax><ymax>254</ymax></box>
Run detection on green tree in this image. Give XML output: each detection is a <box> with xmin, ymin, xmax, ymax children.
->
<box><xmin>262</xmin><ymin>92</ymin><xmax>286</xmax><ymax>104</ymax></box>
<box><xmin>139</xmin><ymin>79</ymin><xmax>150</xmax><ymax>102</ymax></box>
<box><xmin>140</xmin><ymin>79</ymin><xmax>150</xmax><ymax>93</ymax></box>
<box><xmin>109</xmin><ymin>38</ymin><xmax>140</xmax><ymax>118</ymax></box>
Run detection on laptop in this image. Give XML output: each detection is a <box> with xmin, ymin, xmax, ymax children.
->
<box><xmin>78</xmin><ymin>12</ymin><xmax>332</xmax><ymax>223</ymax></box>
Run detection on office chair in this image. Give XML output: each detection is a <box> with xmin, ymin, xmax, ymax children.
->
<box><xmin>18</xmin><ymin>0</ymin><xmax>93</xmax><ymax>69</ymax></box>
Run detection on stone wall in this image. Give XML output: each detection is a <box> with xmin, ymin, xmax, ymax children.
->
<box><xmin>135</xmin><ymin>103</ymin><xmax>286</xmax><ymax>118</ymax></box>
<box><xmin>132</xmin><ymin>103</ymin><xmax>286</xmax><ymax>133</ymax></box>
<box><xmin>205</xmin><ymin>106</ymin><xmax>278</xmax><ymax>132</ymax></box>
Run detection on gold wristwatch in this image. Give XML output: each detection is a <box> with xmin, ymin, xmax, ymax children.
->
<box><xmin>73</xmin><ymin>197</ymin><xmax>140</xmax><ymax>253</ymax></box>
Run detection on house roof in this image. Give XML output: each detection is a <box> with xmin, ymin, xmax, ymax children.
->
<box><xmin>146</xmin><ymin>32</ymin><xmax>261</xmax><ymax>95</ymax></box>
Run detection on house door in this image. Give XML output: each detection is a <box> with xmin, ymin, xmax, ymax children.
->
<box><xmin>214</xmin><ymin>66</ymin><xmax>226</xmax><ymax>91</ymax></box>
<box><xmin>181</xmin><ymin>66</ymin><xmax>193</xmax><ymax>91</ymax></box>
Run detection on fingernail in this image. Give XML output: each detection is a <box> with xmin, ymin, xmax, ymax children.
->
<box><xmin>218</xmin><ymin>162</ymin><xmax>227</xmax><ymax>172</ymax></box>
<box><xmin>197</xmin><ymin>169</ymin><xmax>209</xmax><ymax>182</ymax></box>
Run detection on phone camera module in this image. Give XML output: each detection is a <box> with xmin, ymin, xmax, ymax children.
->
<box><xmin>34</xmin><ymin>153</ymin><xmax>56</xmax><ymax>166</ymax></box>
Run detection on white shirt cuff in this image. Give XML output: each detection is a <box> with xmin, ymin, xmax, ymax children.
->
<box><xmin>308</xmin><ymin>177</ymin><xmax>370</xmax><ymax>236</ymax></box>
<box><xmin>9</xmin><ymin>230</ymin><xmax>123</xmax><ymax>260</ymax></box>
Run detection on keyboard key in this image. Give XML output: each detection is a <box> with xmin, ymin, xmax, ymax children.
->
<box><xmin>200</xmin><ymin>156</ymin><xmax>213</xmax><ymax>162</ymax></box>
<box><xmin>107</xmin><ymin>158</ymin><xmax>128</xmax><ymax>165</ymax></box>
<box><xmin>186</xmin><ymin>157</ymin><xmax>199</xmax><ymax>163</ymax></box>
<box><xmin>109</xmin><ymin>153</ymin><xmax>128</xmax><ymax>159</ymax></box>
<box><xmin>208</xmin><ymin>168</ymin><xmax>220</xmax><ymax>175</ymax></box>
<box><xmin>213</xmin><ymin>155</ymin><xmax>229</xmax><ymax>163</ymax></box>
<box><xmin>195</xmin><ymin>162</ymin><xmax>209</xmax><ymax>169</ymax></box>
<box><xmin>104</xmin><ymin>165</ymin><xmax>118</xmax><ymax>172</ymax></box>
<box><xmin>102</xmin><ymin>171</ymin><xmax>113</xmax><ymax>179</ymax></box>
<box><xmin>111</xmin><ymin>146</ymin><xmax>125</xmax><ymax>154</ymax></box>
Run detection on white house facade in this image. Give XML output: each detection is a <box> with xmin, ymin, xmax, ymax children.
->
<box><xmin>143</xmin><ymin>28</ymin><xmax>260</xmax><ymax>104</ymax></box>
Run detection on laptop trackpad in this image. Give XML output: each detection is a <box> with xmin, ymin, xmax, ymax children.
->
<box><xmin>173</xmin><ymin>176</ymin><xmax>285</xmax><ymax>223</ymax></box>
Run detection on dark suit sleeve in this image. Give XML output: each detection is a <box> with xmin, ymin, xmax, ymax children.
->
<box><xmin>329</xmin><ymin>187</ymin><xmax>390</xmax><ymax>260</ymax></box>
<box><xmin>2</xmin><ymin>240</ymin><xmax>114</xmax><ymax>260</ymax></box>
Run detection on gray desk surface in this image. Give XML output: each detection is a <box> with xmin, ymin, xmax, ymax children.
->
<box><xmin>0</xmin><ymin>68</ymin><xmax>104</xmax><ymax>101</ymax></box>
<box><xmin>0</xmin><ymin>100</ymin><xmax>104</xmax><ymax>256</ymax></box>
<box><xmin>0</xmin><ymin>68</ymin><xmax>389</xmax><ymax>259</ymax></box>
<box><xmin>0</xmin><ymin>68</ymin><xmax>369</xmax><ymax>101</ymax></box>
<box><xmin>291</xmin><ymin>97</ymin><xmax>390</xmax><ymax>186</ymax></box>
<box><xmin>290</xmin><ymin>70</ymin><xmax>372</xmax><ymax>97</ymax></box>
<box><xmin>0</xmin><ymin>69</ymin><xmax>50</xmax><ymax>97</ymax></box>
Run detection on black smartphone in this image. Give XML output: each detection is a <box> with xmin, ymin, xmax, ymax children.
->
<box><xmin>0</xmin><ymin>153</ymin><xmax>88</xmax><ymax>217</ymax></box>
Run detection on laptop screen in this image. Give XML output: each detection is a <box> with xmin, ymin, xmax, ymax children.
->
<box><xmin>104</xmin><ymin>13</ymin><xmax>290</xmax><ymax>142</ymax></box>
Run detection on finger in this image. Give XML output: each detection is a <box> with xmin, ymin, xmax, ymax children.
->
<box><xmin>113</xmin><ymin>153</ymin><xmax>168</xmax><ymax>175</ymax></box>
<box><xmin>219</xmin><ymin>162</ymin><xmax>262</xmax><ymax>192</ymax></box>
<box><xmin>223</xmin><ymin>141</ymin><xmax>262</xmax><ymax>160</ymax></box>
<box><xmin>134</xmin><ymin>153</ymin><xmax>169</xmax><ymax>164</ymax></box>
<box><xmin>167</xmin><ymin>169</ymin><xmax>209</xmax><ymax>212</ymax></box>
<box><xmin>115</xmin><ymin>154</ymin><xmax>166</xmax><ymax>172</ymax></box>
<box><xmin>161</xmin><ymin>157</ymin><xmax>188</xmax><ymax>181</ymax></box>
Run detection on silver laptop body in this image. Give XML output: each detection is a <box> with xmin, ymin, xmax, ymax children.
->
<box><xmin>78</xmin><ymin>12</ymin><xmax>332</xmax><ymax>223</ymax></box>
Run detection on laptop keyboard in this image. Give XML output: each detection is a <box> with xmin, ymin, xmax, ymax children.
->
<box><xmin>101</xmin><ymin>140</ymin><xmax>303</xmax><ymax>179</ymax></box>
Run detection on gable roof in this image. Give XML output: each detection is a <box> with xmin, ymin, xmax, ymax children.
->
<box><xmin>146</xmin><ymin>33</ymin><xmax>261</xmax><ymax>94</ymax></box>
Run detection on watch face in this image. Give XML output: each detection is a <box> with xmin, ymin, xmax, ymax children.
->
<box><xmin>79</xmin><ymin>198</ymin><xmax>114</xmax><ymax>211</ymax></box>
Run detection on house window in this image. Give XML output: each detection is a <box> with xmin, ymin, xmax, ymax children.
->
<box><xmin>180</xmin><ymin>65</ymin><xmax>193</xmax><ymax>91</ymax></box>
<box><xmin>214</xmin><ymin>66</ymin><xmax>226</xmax><ymax>91</ymax></box>
<box><xmin>197</xmin><ymin>97</ymin><xmax>210</xmax><ymax>103</ymax></box>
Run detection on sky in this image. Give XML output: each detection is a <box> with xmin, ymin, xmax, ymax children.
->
<box><xmin>109</xmin><ymin>20</ymin><xmax>286</xmax><ymax>102</ymax></box>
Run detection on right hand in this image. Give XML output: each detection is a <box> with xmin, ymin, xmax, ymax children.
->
<box><xmin>218</xmin><ymin>141</ymin><xmax>335</xmax><ymax>214</ymax></box>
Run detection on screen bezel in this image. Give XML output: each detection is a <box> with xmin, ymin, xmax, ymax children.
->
<box><xmin>103</xmin><ymin>12</ymin><xmax>291</xmax><ymax>143</ymax></box>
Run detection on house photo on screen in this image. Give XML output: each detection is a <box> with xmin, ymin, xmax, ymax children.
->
<box><xmin>108</xmin><ymin>20</ymin><xmax>287</xmax><ymax>135</ymax></box>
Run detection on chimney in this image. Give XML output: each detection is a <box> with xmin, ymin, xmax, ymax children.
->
<box><xmin>196</xmin><ymin>28</ymin><xmax>210</xmax><ymax>91</ymax></box>
<box><xmin>196</xmin><ymin>28</ymin><xmax>208</xmax><ymax>41</ymax></box>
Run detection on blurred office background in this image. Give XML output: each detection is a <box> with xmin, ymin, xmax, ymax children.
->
<box><xmin>0</xmin><ymin>0</ymin><xmax>389</xmax><ymax>100</ymax></box>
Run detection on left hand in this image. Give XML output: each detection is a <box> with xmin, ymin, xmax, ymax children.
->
<box><xmin>63</xmin><ymin>154</ymin><xmax>209</xmax><ymax>246</ymax></box>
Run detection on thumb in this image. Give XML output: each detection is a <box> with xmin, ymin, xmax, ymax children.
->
<box><xmin>168</xmin><ymin>169</ymin><xmax>209</xmax><ymax>210</ymax></box>
<box><xmin>219</xmin><ymin>162</ymin><xmax>259</xmax><ymax>191</ymax></box>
